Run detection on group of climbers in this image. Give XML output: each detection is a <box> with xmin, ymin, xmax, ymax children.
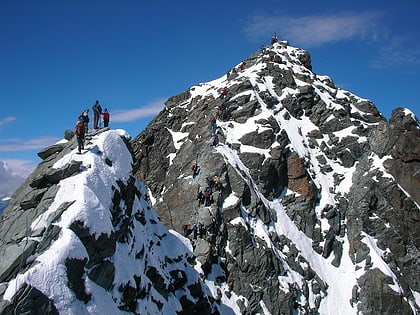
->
<box><xmin>197</xmin><ymin>185</ymin><xmax>213</xmax><ymax>206</ymax></box>
<box><xmin>226</xmin><ymin>59</ymin><xmax>247</xmax><ymax>80</ymax></box>
<box><xmin>91</xmin><ymin>100</ymin><xmax>110</xmax><ymax>129</ymax></box>
<box><xmin>183</xmin><ymin>176</ymin><xmax>223</xmax><ymax>241</ymax></box>
<box><xmin>190</xmin><ymin>156</ymin><xmax>223</xmax><ymax>206</ymax></box>
<box><xmin>180</xmin><ymin>151</ymin><xmax>226</xmax><ymax>242</ymax></box>
<box><xmin>206</xmin><ymin>86</ymin><xmax>233</xmax><ymax>146</ymax></box>
<box><xmin>196</xmin><ymin>175</ymin><xmax>223</xmax><ymax>207</ymax></box>
<box><xmin>182</xmin><ymin>222</ymin><xmax>207</xmax><ymax>240</ymax></box>
<box><xmin>75</xmin><ymin>100</ymin><xmax>111</xmax><ymax>154</ymax></box>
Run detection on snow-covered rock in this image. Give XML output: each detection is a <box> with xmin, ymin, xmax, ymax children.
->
<box><xmin>0</xmin><ymin>129</ymin><xmax>227</xmax><ymax>314</ymax></box>
<box><xmin>131</xmin><ymin>41</ymin><xmax>419</xmax><ymax>314</ymax></box>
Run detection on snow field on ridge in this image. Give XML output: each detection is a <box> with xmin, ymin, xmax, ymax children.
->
<box><xmin>5</xmin><ymin>130</ymin><xmax>214</xmax><ymax>314</ymax></box>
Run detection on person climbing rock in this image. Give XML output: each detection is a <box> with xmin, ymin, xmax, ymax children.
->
<box><xmin>206</xmin><ymin>176</ymin><xmax>214</xmax><ymax>189</ymax></box>
<box><xmin>192</xmin><ymin>163</ymin><xmax>200</xmax><ymax>178</ymax></box>
<box><xmin>212</xmin><ymin>134</ymin><xmax>219</xmax><ymax>146</ymax></box>
<box><xmin>203</xmin><ymin>186</ymin><xmax>213</xmax><ymax>206</ymax></box>
<box><xmin>218</xmin><ymin>104</ymin><xmax>230</xmax><ymax>121</ymax></box>
<box><xmin>210</xmin><ymin>115</ymin><xmax>217</xmax><ymax>135</ymax></box>
<box><xmin>213</xmin><ymin>175</ymin><xmax>222</xmax><ymax>191</ymax></box>
<box><xmin>182</xmin><ymin>224</ymin><xmax>190</xmax><ymax>236</ymax></box>
<box><xmin>198</xmin><ymin>222</ymin><xmax>206</xmax><ymax>238</ymax></box>
<box><xmin>220</xmin><ymin>86</ymin><xmax>229</xmax><ymax>98</ymax></box>
<box><xmin>192</xmin><ymin>224</ymin><xmax>198</xmax><ymax>240</ymax></box>
<box><xmin>218</xmin><ymin>103</ymin><xmax>226</xmax><ymax>113</ymax></box>
<box><xmin>197</xmin><ymin>187</ymin><xmax>205</xmax><ymax>205</ymax></box>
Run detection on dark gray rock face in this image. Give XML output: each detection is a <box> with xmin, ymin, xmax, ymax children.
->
<box><xmin>1</xmin><ymin>284</ymin><xmax>59</xmax><ymax>315</ymax></box>
<box><xmin>131</xmin><ymin>42</ymin><xmax>419</xmax><ymax>314</ymax></box>
<box><xmin>0</xmin><ymin>135</ymin><xmax>83</xmax><ymax>287</ymax></box>
<box><xmin>373</xmin><ymin>108</ymin><xmax>420</xmax><ymax>205</ymax></box>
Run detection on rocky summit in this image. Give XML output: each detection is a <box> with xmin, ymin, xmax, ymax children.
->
<box><xmin>0</xmin><ymin>41</ymin><xmax>419</xmax><ymax>314</ymax></box>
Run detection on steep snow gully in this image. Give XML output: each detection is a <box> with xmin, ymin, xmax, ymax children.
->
<box><xmin>0</xmin><ymin>41</ymin><xmax>419</xmax><ymax>314</ymax></box>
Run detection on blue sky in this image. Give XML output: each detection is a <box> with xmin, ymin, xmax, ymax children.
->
<box><xmin>0</xmin><ymin>0</ymin><xmax>419</xmax><ymax>196</ymax></box>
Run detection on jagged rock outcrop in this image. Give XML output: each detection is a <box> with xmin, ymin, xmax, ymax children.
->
<box><xmin>131</xmin><ymin>41</ymin><xmax>419</xmax><ymax>314</ymax></box>
<box><xmin>372</xmin><ymin>108</ymin><xmax>420</xmax><ymax>205</ymax></box>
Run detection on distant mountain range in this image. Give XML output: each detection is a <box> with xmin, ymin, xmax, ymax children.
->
<box><xmin>0</xmin><ymin>198</ymin><xmax>10</xmax><ymax>215</ymax></box>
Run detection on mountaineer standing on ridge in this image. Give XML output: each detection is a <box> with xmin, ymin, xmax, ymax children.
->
<box><xmin>78</xmin><ymin>109</ymin><xmax>89</xmax><ymax>134</ymax></box>
<box><xmin>75</xmin><ymin>120</ymin><xmax>85</xmax><ymax>154</ymax></box>
<box><xmin>271</xmin><ymin>32</ymin><xmax>278</xmax><ymax>44</ymax></box>
<box><xmin>102</xmin><ymin>108</ymin><xmax>110</xmax><ymax>128</ymax></box>
<box><xmin>92</xmin><ymin>100</ymin><xmax>102</xmax><ymax>129</ymax></box>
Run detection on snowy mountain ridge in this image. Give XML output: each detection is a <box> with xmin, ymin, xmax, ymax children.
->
<box><xmin>0</xmin><ymin>40</ymin><xmax>419</xmax><ymax>314</ymax></box>
<box><xmin>0</xmin><ymin>130</ymin><xmax>235</xmax><ymax>314</ymax></box>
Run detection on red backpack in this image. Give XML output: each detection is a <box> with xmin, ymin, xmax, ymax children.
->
<box><xmin>76</xmin><ymin>122</ymin><xmax>85</xmax><ymax>135</ymax></box>
<box><xmin>102</xmin><ymin>111</ymin><xmax>110</xmax><ymax>121</ymax></box>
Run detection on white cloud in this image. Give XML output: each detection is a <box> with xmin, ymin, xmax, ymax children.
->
<box><xmin>0</xmin><ymin>117</ymin><xmax>16</xmax><ymax>129</ymax></box>
<box><xmin>370</xmin><ymin>38</ymin><xmax>420</xmax><ymax>68</ymax></box>
<box><xmin>0</xmin><ymin>159</ymin><xmax>36</xmax><ymax>198</ymax></box>
<box><xmin>244</xmin><ymin>10</ymin><xmax>420</xmax><ymax>69</ymax></box>
<box><xmin>111</xmin><ymin>99</ymin><xmax>165</xmax><ymax>123</ymax></box>
<box><xmin>244</xmin><ymin>11</ymin><xmax>384</xmax><ymax>47</ymax></box>
<box><xmin>0</xmin><ymin>136</ymin><xmax>61</xmax><ymax>152</ymax></box>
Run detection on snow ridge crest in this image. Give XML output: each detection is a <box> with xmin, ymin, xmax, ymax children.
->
<box><xmin>0</xmin><ymin>129</ymin><xmax>221</xmax><ymax>314</ymax></box>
